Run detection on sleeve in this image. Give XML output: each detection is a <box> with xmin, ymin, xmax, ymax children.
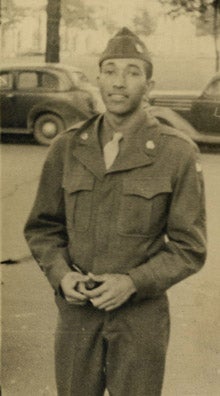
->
<box><xmin>128</xmin><ymin>145</ymin><xmax>207</xmax><ymax>300</ymax></box>
<box><xmin>24</xmin><ymin>138</ymin><xmax>72</xmax><ymax>291</ymax></box>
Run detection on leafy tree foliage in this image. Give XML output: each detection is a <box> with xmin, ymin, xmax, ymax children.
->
<box><xmin>61</xmin><ymin>0</ymin><xmax>96</xmax><ymax>29</ymax></box>
<box><xmin>132</xmin><ymin>9</ymin><xmax>156</xmax><ymax>36</ymax></box>
<box><xmin>1</xmin><ymin>0</ymin><xmax>27</xmax><ymax>25</ymax></box>
<box><xmin>158</xmin><ymin>0</ymin><xmax>220</xmax><ymax>71</ymax></box>
<box><xmin>158</xmin><ymin>0</ymin><xmax>218</xmax><ymax>15</ymax></box>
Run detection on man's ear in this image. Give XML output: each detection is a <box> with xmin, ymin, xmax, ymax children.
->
<box><xmin>147</xmin><ymin>80</ymin><xmax>155</xmax><ymax>93</ymax></box>
<box><xmin>144</xmin><ymin>80</ymin><xmax>155</xmax><ymax>98</ymax></box>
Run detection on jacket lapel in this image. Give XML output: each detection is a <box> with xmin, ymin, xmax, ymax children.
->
<box><xmin>107</xmin><ymin>115</ymin><xmax>161</xmax><ymax>173</ymax></box>
<box><xmin>72</xmin><ymin>115</ymin><xmax>106</xmax><ymax>180</ymax></box>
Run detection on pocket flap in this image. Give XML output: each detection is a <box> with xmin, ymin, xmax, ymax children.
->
<box><xmin>62</xmin><ymin>175</ymin><xmax>94</xmax><ymax>194</ymax></box>
<box><xmin>123</xmin><ymin>177</ymin><xmax>172</xmax><ymax>199</ymax></box>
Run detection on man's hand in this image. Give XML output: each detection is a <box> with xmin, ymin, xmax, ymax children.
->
<box><xmin>60</xmin><ymin>272</ymin><xmax>89</xmax><ymax>305</ymax></box>
<box><xmin>82</xmin><ymin>273</ymin><xmax>137</xmax><ymax>311</ymax></box>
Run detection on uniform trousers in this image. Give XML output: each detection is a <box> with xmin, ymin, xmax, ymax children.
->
<box><xmin>55</xmin><ymin>294</ymin><xmax>170</xmax><ymax>396</ymax></box>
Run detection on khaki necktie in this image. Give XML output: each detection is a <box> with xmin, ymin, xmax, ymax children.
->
<box><xmin>103</xmin><ymin>132</ymin><xmax>123</xmax><ymax>170</ymax></box>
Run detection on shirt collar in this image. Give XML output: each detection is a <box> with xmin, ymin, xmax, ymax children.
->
<box><xmin>103</xmin><ymin>108</ymin><xmax>150</xmax><ymax>139</ymax></box>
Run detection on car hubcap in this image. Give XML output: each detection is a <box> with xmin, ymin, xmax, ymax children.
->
<box><xmin>42</xmin><ymin>121</ymin><xmax>58</xmax><ymax>138</ymax></box>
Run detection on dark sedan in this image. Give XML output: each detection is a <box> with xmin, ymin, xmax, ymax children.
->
<box><xmin>150</xmin><ymin>73</ymin><xmax>220</xmax><ymax>143</ymax></box>
<box><xmin>0</xmin><ymin>63</ymin><xmax>104</xmax><ymax>145</ymax></box>
<box><xmin>148</xmin><ymin>105</ymin><xmax>220</xmax><ymax>146</ymax></box>
<box><xmin>190</xmin><ymin>73</ymin><xmax>220</xmax><ymax>135</ymax></box>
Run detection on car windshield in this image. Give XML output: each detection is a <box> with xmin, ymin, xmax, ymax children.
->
<box><xmin>70</xmin><ymin>71</ymin><xmax>89</xmax><ymax>88</ymax></box>
<box><xmin>42</xmin><ymin>70</ymin><xmax>71</xmax><ymax>91</ymax></box>
<box><xmin>204</xmin><ymin>78</ymin><xmax>220</xmax><ymax>97</ymax></box>
<box><xmin>0</xmin><ymin>73</ymin><xmax>13</xmax><ymax>89</ymax></box>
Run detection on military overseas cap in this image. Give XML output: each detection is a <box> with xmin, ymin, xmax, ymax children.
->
<box><xmin>99</xmin><ymin>27</ymin><xmax>152</xmax><ymax>69</ymax></box>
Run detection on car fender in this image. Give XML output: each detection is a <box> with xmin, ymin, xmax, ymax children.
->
<box><xmin>27</xmin><ymin>97</ymin><xmax>94</xmax><ymax>132</ymax></box>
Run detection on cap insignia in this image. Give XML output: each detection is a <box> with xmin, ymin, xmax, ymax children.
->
<box><xmin>135</xmin><ymin>43</ymin><xmax>144</xmax><ymax>53</ymax></box>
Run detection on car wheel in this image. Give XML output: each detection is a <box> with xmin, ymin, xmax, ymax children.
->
<box><xmin>33</xmin><ymin>113</ymin><xmax>65</xmax><ymax>145</ymax></box>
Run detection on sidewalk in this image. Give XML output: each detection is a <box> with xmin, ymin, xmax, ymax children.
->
<box><xmin>2</xmin><ymin>254</ymin><xmax>220</xmax><ymax>395</ymax></box>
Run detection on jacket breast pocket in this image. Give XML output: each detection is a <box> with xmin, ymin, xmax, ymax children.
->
<box><xmin>117</xmin><ymin>177</ymin><xmax>172</xmax><ymax>237</ymax></box>
<box><xmin>62</xmin><ymin>175</ymin><xmax>94</xmax><ymax>232</ymax></box>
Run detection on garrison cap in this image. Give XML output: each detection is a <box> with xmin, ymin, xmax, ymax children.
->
<box><xmin>99</xmin><ymin>27</ymin><xmax>152</xmax><ymax>68</ymax></box>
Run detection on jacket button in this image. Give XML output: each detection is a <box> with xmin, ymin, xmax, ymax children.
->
<box><xmin>80</xmin><ymin>132</ymin><xmax>89</xmax><ymax>141</ymax></box>
<box><xmin>146</xmin><ymin>140</ymin><xmax>155</xmax><ymax>149</ymax></box>
<box><xmin>196</xmin><ymin>162</ymin><xmax>202</xmax><ymax>172</ymax></box>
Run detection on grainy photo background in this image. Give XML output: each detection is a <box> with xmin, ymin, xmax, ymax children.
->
<box><xmin>1</xmin><ymin>0</ymin><xmax>220</xmax><ymax>395</ymax></box>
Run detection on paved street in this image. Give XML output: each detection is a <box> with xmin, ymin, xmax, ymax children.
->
<box><xmin>1</xmin><ymin>140</ymin><xmax>220</xmax><ymax>395</ymax></box>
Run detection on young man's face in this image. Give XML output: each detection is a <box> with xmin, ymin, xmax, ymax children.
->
<box><xmin>98</xmin><ymin>58</ymin><xmax>152</xmax><ymax>115</ymax></box>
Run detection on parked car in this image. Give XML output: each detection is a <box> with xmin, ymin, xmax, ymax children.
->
<box><xmin>150</xmin><ymin>73</ymin><xmax>220</xmax><ymax>142</ymax></box>
<box><xmin>0</xmin><ymin>63</ymin><xmax>104</xmax><ymax>145</ymax></box>
<box><xmin>1</xmin><ymin>63</ymin><xmax>219</xmax><ymax>147</ymax></box>
<box><xmin>190</xmin><ymin>73</ymin><xmax>220</xmax><ymax>135</ymax></box>
<box><xmin>148</xmin><ymin>105</ymin><xmax>220</xmax><ymax>146</ymax></box>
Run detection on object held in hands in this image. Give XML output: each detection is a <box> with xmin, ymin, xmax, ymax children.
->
<box><xmin>85</xmin><ymin>278</ymin><xmax>102</xmax><ymax>290</ymax></box>
<box><xmin>72</xmin><ymin>264</ymin><xmax>102</xmax><ymax>290</ymax></box>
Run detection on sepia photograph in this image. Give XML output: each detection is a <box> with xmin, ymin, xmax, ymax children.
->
<box><xmin>1</xmin><ymin>0</ymin><xmax>220</xmax><ymax>395</ymax></box>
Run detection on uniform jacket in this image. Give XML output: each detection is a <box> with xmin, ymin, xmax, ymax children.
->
<box><xmin>24</xmin><ymin>113</ymin><xmax>207</xmax><ymax>301</ymax></box>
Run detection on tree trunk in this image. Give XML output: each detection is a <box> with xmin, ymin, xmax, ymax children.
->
<box><xmin>45</xmin><ymin>0</ymin><xmax>61</xmax><ymax>63</ymax></box>
<box><xmin>213</xmin><ymin>0</ymin><xmax>220</xmax><ymax>71</ymax></box>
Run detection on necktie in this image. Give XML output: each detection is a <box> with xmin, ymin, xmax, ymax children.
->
<box><xmin>103</xmin><ymin>132</ymin><xmax>123</xmax><ymax>170</ymax></box>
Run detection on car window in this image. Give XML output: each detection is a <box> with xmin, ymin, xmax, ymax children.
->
<box><xmin>0</xmin><ymin>72</ymin><xmax>13</xmax><ymax>90</ymax></box>
<box><xmin>16</xmin><ymin>69</ymin><xmax>70</xmax><ymax>91</ymax></box>
<box><xmin>205</xmin><ymin>79</ymin><xmax>220</xmax><ymax>97</ymax></box>
<box><xmin>41</xmin><ymin>70</ymin><xmax>71</xmax><ymax>91</ymax></box>
<box><xmin>58</xmin><ymin>70</ymin><xmax>72</xmax><ymax>90</ymax></box>
<box><xmin>41</xmin><ymin>72</ymin><xmax>59</xmax><ymax>90</ymax></box>
<box><xmin>17</xmin><ymin>72</ymin><xmax>38</xmax><ymax>89</ymax></box>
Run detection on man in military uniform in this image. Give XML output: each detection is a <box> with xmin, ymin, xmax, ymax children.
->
<box><xmin>24</xmin><ymin>28</ymin><xmax>207</xmax><ymax>396</ymax></box>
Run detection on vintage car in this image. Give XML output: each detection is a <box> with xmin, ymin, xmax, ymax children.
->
<box><xmin>150</xmin><ymin>73</ymin><xmax>220</xmax><ymax>144</ymax></box>
<box><xmin>190</xmin><ymin>73</ymin><xmax>220</xmax><ymax>135</ymax></box>
<box><xmin>1</xmin><ymin>63</ymin><xmax>219</xmax><ymax>147</ymax></box>
<box><xmin>0</xmin><ymin>63</ymin><xmax>104</xmax><ymax>145</ymax></box>
<box><xmin>148</xmin><ymin>105</ymin><xmax>220</xmax><ymax>146</ymax></box>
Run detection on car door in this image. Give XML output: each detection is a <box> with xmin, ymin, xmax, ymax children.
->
<box><xmin>14</xmin><ymin>70</ymin><xmax>42</xmax><ymax>129</ymax></box>
<box><xmin>14</xmin><ymin>69</ymin><xmax>65</xmax><ymax>129</ymax></box>
<box><xmin>0</xmin><ymin>71</ymin><xmax>17</xmax><ymax>131</ymax></box>
<box><xmin>191</xmin><ymin>77</ymin><xmax>220</xmax><ymax>135</ymax></box>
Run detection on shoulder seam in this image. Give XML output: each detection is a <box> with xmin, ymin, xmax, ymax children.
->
<box><xmin>159</xmin><ymin>124</ymin><xmax>197</xmax><ymax>148</ymax></box>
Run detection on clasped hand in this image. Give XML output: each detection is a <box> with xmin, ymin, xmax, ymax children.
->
<box><xmin>61</xmin><ymin>272</ymin><xmax>137</xmax><ymax>311</ymax></box>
